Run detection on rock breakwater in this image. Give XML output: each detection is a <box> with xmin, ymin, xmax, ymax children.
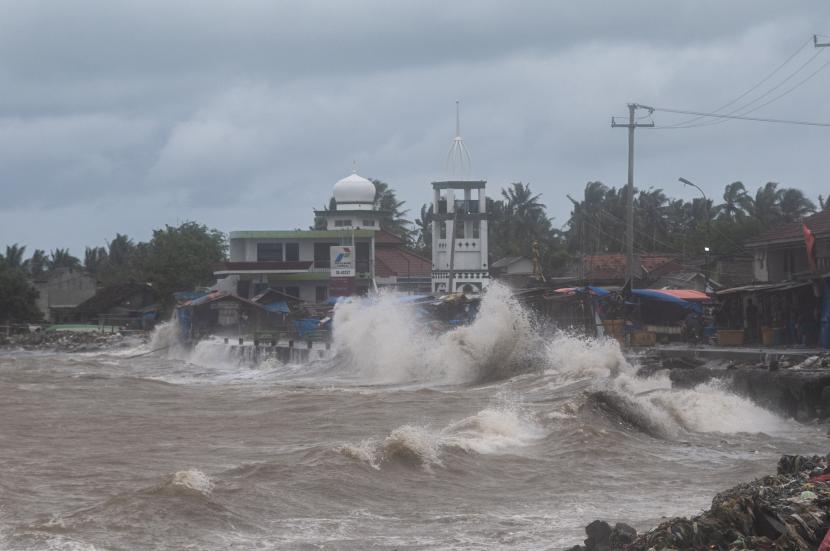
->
<box><xmin>566</xmin><ymin>454</ymin><xmax>830</xmax><ymax>551</ymax></box>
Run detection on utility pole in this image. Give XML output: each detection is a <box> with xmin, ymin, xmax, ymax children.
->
<box><xmin>611</xmin><ymin>104</ymin><xmax>654</xmax><ymax>292</ymax></box>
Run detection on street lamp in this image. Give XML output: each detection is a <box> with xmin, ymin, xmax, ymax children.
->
<box><xmin>679</xmin><ymin>177</ymin><xmax>711</xmax><ymax>293</ymax></box>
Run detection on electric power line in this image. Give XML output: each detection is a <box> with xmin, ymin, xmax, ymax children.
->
<box><xmin>668</xmin><ymin>36</ymin><xmax>815</xmax><ymax>128</ymax></box>
<box><xmin>649</xmin><ymin>106</ymin><xmax>830</xmax><ymax>127</ymax></box>
<box><xmin>665</xmin><ymin>52</ymin><xmax>830</xmax><ymax>130</ymax></box>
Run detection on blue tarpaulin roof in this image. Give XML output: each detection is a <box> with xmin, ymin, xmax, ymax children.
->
<box><xmin>293</xmin><ymin>318</ymin><xmax>321</xmax><ymax>337</ymax></box>
<box><xmin>263</xmin><ymin>301</ymin><xmax>290</xmax><ymax>314</ymax></box>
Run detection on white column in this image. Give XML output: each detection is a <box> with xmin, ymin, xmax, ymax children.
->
<box><xmin>479</xmin><ymin>187</ymin><xmax>488</xmax><ymax>271</ymax></box>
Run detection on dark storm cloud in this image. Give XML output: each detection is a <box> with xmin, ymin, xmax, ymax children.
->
<box><xmin>1</xmin><ymin>1</ymin><xmax>829</xmax><ymax>253</ymax></box>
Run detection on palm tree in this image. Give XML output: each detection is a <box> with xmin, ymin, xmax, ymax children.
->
<box><xmin>750</xmin><ymin>182</ymin><xmax>784</xmax><ymax>226</ymax></box>
<box><xmin>372</xmin><ymin>179</ymin><xmax>413</xmax><ymax>242</ymax></box>
<box><xmin>107</xmin><ymin>234</ymin><xmax>135</xmax><ymax>269</ymax></box>
<box><xmin>414</xmin><ymin>203</ymin><xmax>433</xmax><ymax>255</ymax></box>
<box><xmin>84</xmin><ymin>246</ymin><xmax>109</xmax><ymax>274</ymax></box>
<box><xmin>502</xmin><ymin>182</ymin><xmax>546</xmax><ymax>220</ymax></box>
<box><xmin>636</xmin><ymin>187</ymin><xmax>668</xmax><ymax>250</ymax></box>
<box><xmin>48</xmin><ymin>249</ymin><xmax>81</xmax><ymax>271</ymax></box>
<box><xmin>2</xmin><ymin>244</ymin><xmax>26</xmax><ymax>269</ymax></box>
<box><xmin>779</xmin><ymin>188</ymin><xmax>815</xmax><ymax>222</ymax></box>
<box><xmin>715</xmin><ymin>181</ymin><xmax>752</xmax><ymax>222</ymax></box>
<box><xmin>24</xmin><ymin>249</ymin><xmax>47</xmax><ymax>277</ymax></box>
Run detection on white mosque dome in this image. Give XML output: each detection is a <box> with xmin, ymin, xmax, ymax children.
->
<box><xmin>333</xmin><ymin>172</ymin><xmax>376</xmax><ymax>206</ymax></box>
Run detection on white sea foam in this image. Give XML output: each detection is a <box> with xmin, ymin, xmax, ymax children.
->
<box><xmin>168</xmin><ymin>469</ymin><xmax>215</xmax><ymax>496</ymax></box>
<box><xmin>332</xmin><ymin>283</ymin><xmax>534</xmax><ymax>384</ymax></box>
<box><xmin>339</xmin><ymin>403</ymin><xmax>545</xmax><ymax>470</ymax></box>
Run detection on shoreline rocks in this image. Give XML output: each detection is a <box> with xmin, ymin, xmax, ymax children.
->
<box><xmin>565</xmin><ymin>454</ymin><xmax>830</xmax><ymax>551</ymax></box>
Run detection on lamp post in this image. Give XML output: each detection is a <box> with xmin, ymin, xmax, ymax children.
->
<box><xmin>679</xmin><ymin>177</ymin><xmax>711</xmax><ymax>293</ymax></box>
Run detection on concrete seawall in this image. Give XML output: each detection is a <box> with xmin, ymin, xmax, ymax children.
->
<box><xmin>665</xmin><ymin>365</ymin><xmax>830</xmax><ymax>421</ymax></box>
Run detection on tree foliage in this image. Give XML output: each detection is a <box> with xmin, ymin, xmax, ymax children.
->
<box><xmin>141</xmin><ymin>222</ymin><xmax>228</xmax><ymax>307</ymax></box>
<box><xmin>564</xmin><ymin>180</ymin><xmax>817</xmax><ymax>259</ymax></box>
<box><xmin>0</xmin><ymin>263</ymin><xmax>40</xmax><ymax>322</ymax></box>
<box><xmin>372</xmin><ymin>179</ymin><xmax>413</xmax><ymax>242</ymax></box>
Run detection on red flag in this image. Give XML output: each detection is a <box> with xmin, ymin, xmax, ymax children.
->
<box><xmin>803</xmin><ymin>223</ymin><xmax>817</xmax><ymax>273</ymax></box>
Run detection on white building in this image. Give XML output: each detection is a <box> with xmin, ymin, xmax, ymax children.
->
<box><xmin>215</xmin><ymin>171</ymin><xmax>431</xmax><ymax>302</ymax></box>
<box><xmin>430</xmin><ymin>102</ymin><xmax>490</xmax><ymax>293</ymax></box>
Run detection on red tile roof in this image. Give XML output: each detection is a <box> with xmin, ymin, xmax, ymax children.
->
<box><xmin>746</xmin><ymin>209</ymin><xmax>830</xmax><ymax>246</ymax></box>
<box><xmin>374</xmin><ymin>248</ymin><xmax>432</xmax><ymax>278</ymax></box>
<box><xmin>374</xmin><ymin>228</ymin><xmax>407</xmax><ymax>245</ymax></box>
<box><xmin>581</xmin><ymin>253</ymin><xmax>679</xmax><ymax>282</ymax></box>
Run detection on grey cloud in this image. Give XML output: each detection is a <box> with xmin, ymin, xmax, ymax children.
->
<box><xmin>1</xmin><ymin>1</ymin><xmax>829</xmax><ymax>255</ymax></box>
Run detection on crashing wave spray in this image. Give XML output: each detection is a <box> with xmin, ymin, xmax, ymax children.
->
<box><xmin>331</xmin><ymin>282</ymin><xmax>536</xmax><ymax>384</ymax></box>
<box><xmin>540</xmin><ymin>334</ymin><xmax>792</xmax><ymax>438</ymax></box>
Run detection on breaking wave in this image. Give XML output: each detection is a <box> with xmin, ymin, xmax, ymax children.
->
<box><xmin>332</xmin><ymin>283</ymin><xmax>538</xmax><ymax>384</ymax></box>
<box><xmin>149</xmin><ymin>469</ymin><xmax>215</xmax><ymax>498</ymax></box>
<box><xmin>585</xmin><ymin>371</ymin><xmax>791</xmax><ymax>439</ymax></box>
<box><xmin>337</xmin><ymin>404</ymin><xmax>546</xmax><ymax>471</ymax></box>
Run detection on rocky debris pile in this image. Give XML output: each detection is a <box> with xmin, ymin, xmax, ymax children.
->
<box><xmin>0</xmin><ymin>330</ymin><xmax>140</xmax><ymax>352</ymax></box>
<box><xmin>566</xmin><ymin>454</ymin><xmax>830</xmax><ymax>551</ymax></box>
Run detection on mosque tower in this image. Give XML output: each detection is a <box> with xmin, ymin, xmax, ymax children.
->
<box><xmin>431</xmin><ymin>101</ymin><xmax>489</xmax><ymax>294</ymax></box>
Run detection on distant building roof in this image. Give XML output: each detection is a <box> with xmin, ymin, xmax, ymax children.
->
<box><xmin>251</xmin><ymin>288</ymin><xmax>303</xmax><ymax>304</ymax></box>
<box><xmin>746</xmin><ymin>209</ymin><xmax>830</xmax><ymax>247</ymax></box>
<box><xmin>181</xmin><ymin>291</ymin><xmax>264</xmax><ymax>310</ymax></box>
<box><xmin>74</xmin><ymin>282</ymin><xmax>157</xmax><ymax>314</ymax></box>
<box><xmin>375</xmin><ymin>248</ymin><xmax>431</xmax><ymax>278</ymax></box>
<box><xmin>374</xmin><ymin>228</ymin><xmax>407</xmax><ymax>245</ymax></box>
<box><xmin>574</xmin><ymin>253</ymin><xmax>680</xmax><ymax>282</ymax></box>
<box><xmin>229</xmin><ymin>230</ymin><xmax>375</xmax><ymax>240</ymax></box>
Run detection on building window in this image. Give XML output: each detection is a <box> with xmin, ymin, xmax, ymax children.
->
<box><xmin>314</xmin><ymin>243</ymin><xmax>336</xmax><ymax>268</ymax></box>
<box><xmin>362</xmin><ymin>219</ymin><xmax>376</xmax><ymax>227</ymax></box>
<box><xmin>257</xmin><ymin>243</ymin><xmax>282</xmax><ymax>261</ymax></box>
<box><xmin>334</xmin><ymin>219</ymin><xmax>353</xmax><ymax>227</ymax></box>
<box><xmin>285</xmin><ymin>243</ymin><xmax>299</xmax><ymax>262</ymax></box>
<box><xmin>316</xmin><ymin>286</ymin><xmax>328</xmax><ymax>303</ymax></box>
<box><xmin>455</xmin><ymin>221</ymin><xmax>465</xmax><ymax>239</ymax></box>
<box><xmin>285</xmin><ymin>286</ymin><xmax>300</xmax><ymax>298</ymax></box>
<box><xmin>439</xmin><ymin>221</ymin><xmax>447</xmax><ymax>239</ymax></box>
<box><xmin>472</xmin><ymin>223</ymin><xmax>480</xmax><ymax>239</ymax></box>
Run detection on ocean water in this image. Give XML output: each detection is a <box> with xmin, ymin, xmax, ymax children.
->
<box><xmin>0</xmin><ymin>285</ymin><xmax>822</xmax><ymax>550</ymax></box>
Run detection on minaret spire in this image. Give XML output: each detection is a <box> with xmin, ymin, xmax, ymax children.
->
<box><xmin>455</xmin><ymin>100</ymin><xmax>461</xmax><ymax>137</ymax></box>
<box><xmin>446</xmin><ymin>100</ymin><xmax>472</xmax><ymax>180</ymax></box>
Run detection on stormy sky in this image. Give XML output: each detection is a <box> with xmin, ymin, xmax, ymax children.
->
<box><xmin>2</xmin><ymin>1</ymin><xmax>830</xmax><ymax>256</ymax></box>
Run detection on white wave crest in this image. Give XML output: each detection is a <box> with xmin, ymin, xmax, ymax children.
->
<box><xmin>338</xmin><ymin>404</ymin><xmax>545</xmax><ymax>471</ymax></box>
<box><xmin>332</xmin><ymin>283</ymin><xmax>534</xmax><ymax>384</ymax></box>
<box><xmin>168</xmin><ymin>469</ymin><xmax>215</xmax><ymax>496</ymax></box>
<box><xmin>593</xmin><ymin>371</ymin><xmax>792</xmax><ymax>438</ymax></box>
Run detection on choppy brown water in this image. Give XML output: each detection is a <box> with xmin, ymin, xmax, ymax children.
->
<box><xmin>0</xmin><ymin>289</ymin><xmax>824</xmax><ymax>549</ymax></box>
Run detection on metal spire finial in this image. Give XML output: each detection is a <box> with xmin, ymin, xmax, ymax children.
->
<box><xmin>352</xmin><ymin>159</ymin><xmax>357</xmax><ymax>174</ymax></box>
<box><xmin>446</xmin><ymin>100</ymin><xmax>472</xmax><ymax>180</ymax></box>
